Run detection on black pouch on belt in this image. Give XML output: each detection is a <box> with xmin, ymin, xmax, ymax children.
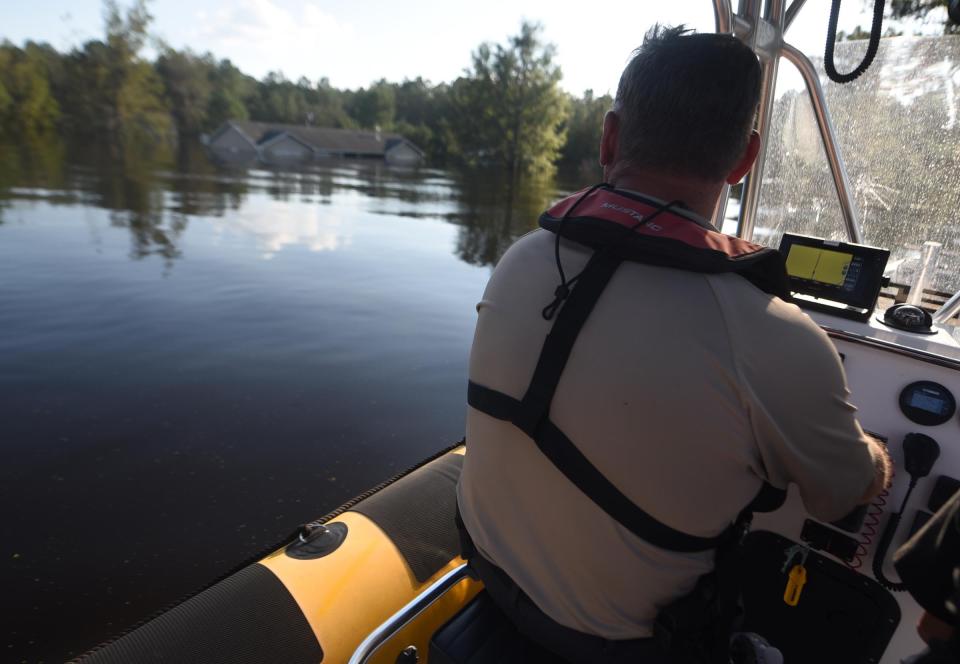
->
<box><xmin>653</xmin><ymin>514</ymin><xmax>751</xmax><ymax>664</ymax></box>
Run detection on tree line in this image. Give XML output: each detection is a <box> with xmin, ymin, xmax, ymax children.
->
<box><xmin>0</xmin><ymin>1</ymin><xmax>610</xmax><ymax>176</ymax></box>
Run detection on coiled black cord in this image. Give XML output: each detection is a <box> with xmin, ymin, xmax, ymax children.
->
<box><xmin>871</xmin><ymin>477</ymin><xmax>918</xmax><ymax>592</ymax></box>
<box><xmin>824</xmin><ymin>0</ymin><xmax>886</xmax><ymax>84</ymax></box>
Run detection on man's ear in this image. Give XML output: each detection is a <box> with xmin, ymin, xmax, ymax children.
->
<box><xmin>725</xmin><ymin>131</ymin><xmax>761</xmax><ymax>184</ymax></box>
<box><xmin>600</xmin><ymin>110</ymin><xmax>619</xmax><ymax>170</ymax></box>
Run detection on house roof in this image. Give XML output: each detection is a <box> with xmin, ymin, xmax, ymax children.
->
<box><xmin>385</xmin><ymin>137</ymin><xmax>425</xmax><ymax>158</ymax></box>
<box><xmin>257</xmin><ymin>130</ymin><xmax>315</xmax><ymax>152</ymax></box>
<box><xmin>220</xmin><ymin>120</ymin><xmax>420</xmax><ymax>157</ymax></box>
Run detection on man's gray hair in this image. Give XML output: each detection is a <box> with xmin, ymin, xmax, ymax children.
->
<box><xmin>614</xmin><ymin>25</ymin><xmax>762</xmax><ymax>182</ymax></box>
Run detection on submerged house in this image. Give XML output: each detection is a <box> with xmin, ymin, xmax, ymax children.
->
<box><xmin>207</xmin><ymin>120</ymin><xmax>424</xmax><ymax>166</ymax></box>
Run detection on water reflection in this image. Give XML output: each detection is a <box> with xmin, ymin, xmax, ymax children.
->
<box><xmin>0</xmin><ymin>138</ymin><xmax>577</xmax><ymax>269</ymax></box>
<box><xmin>0</xmin><ymin>133</ymin><xmax>68</xmax><ymax>221</ymax></box>
<box><xmin>213</xmin><ymin>200</ymin><xmax>348</xmax><ymax>259</ymax></box>
<box><xmin>450</xmin><ymin>170</ymin><xmax>561</xmax><ymax>266</ymax></box>
<box><xmin>3</xmin><ymin>139</ymin><xmax>581</xmax><ymax>663</ymax></box>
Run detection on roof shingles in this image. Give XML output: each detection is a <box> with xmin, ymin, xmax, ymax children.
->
<box><xmin>226</xmin><ymin>120</ymin><xmax>420</xmax><ymax>157</ymax></box>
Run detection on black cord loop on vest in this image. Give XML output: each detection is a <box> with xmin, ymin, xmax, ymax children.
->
<box><xmin>824</xmin><ymin>0</ymin><xmax>886</xmax><ymax>84</ymax></box>
<box><xmin>543</xmin><ymin>183</ymin><xmax>606</xmax><ymax>320</ymax></box>
<box><xmin>543</xmin><ymin>184</ymin><xmax>683</xmax><ymax>320</ymax></box>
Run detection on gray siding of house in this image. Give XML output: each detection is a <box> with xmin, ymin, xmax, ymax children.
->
<box><xmin>209</xmin><ymin>126</ymin><xmax>257</xmax><ymax>158</ymax></box>
<box><xmin>207</xmin><ymin>121</ymin><xmax>424</xmax><ymax>165</ymax></box>
<box><xmin>385</xmin><ymin>142</ymin><xmax>421</xmax><ymax>165</ymax></box>
<box><xmin>261</xmin><ymin>135</ymin><xmax>313</xmax><ymax>162</ymax></box>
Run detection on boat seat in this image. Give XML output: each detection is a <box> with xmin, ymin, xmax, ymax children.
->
<box><xmin>429</xmin><ymin>591</ymin><xmax>568</xmax><ymax>664</ymax></box>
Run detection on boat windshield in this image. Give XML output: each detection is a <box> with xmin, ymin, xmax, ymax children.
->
<box><xmin>754</xmin><ymin>35</ymin><xmax>960</xmax><ymax>296</ymax></box>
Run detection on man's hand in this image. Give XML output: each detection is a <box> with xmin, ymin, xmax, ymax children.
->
<box><xmin>918</xmin><ymin>610</ymin><xmax>955</xmax><ymax>645</ymax></box>
<box><xmin>860</xmin><ymin>434</ymin><xmax>893</xmax><ymax>504</ymax></box>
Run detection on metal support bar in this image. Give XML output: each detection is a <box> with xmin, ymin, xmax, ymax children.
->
<box><xmin>784</xmin><ymin>0</ymin><xmax>808</xmax><ymax>31</ymax></box>
<box><xmin>781</xmin><ymin>42</ymin><xmax>864</xmax><ymax>243</ymax></box>
<box><xmin>737</xmin><ymin>0</ymin><xmax>786</xmax><ymax>241</ymax></box>
<box><xmin>714</xmin><ymin>0</ymin><xmax>733</xmax><ymax>33</ymax></box>
<box><xmin>711</xmin><ymin>0</ymin><xmax>735</xmax><ymax>229</ymax></box>
<box><xmin>718</xmin><ymin>0</ymin><xmax>861</xmax><ymax>245</ymax></box>
<box><xmin>711</xmin><ymin>184</ymin><xmax>731</xmax><ymax>230</ymax></box>
<box><xmin>907</xmin><ymin>241</ymin><xmax>943</xmax><ymax>306</ymax></box>
<box><xmin>348</xmin><ymin>563</ymin><xmax>471</xmax><ymax>664</ymax></box>
<box><xmin>933</xmin><ymin>290</ymin><xmax>960</xmax><ymax>325</ymax></box>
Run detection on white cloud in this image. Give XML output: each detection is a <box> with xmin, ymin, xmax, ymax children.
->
<box><xmin>186</xmin><ymin>0</ymin><xmax>356</xmax><ymax>82</ymax></box>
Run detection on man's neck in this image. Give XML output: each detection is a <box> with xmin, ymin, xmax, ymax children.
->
<box><xmin>606</xmin><ymin>169</ymin><xmax>724</xmax><ymax>221</ymax></box>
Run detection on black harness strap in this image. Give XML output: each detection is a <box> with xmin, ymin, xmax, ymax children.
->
<box><xmin>469</xmin><ymin>382</ymin><xmax>728</xmax><ymax>553</ymax></box>
<box><xmin>469</xmin><ymin>251</ymin><xmax>731</xmax><ymax>553</ymax></box>
<box><xmin>467</xmin><ymin>188</ymin><xmax>788</xmax><ymax>556</ymax></box>
<box><xmin>512</xmin><ymin>252</ymin><xmax>621</xmax><ymax>437</ymax></box>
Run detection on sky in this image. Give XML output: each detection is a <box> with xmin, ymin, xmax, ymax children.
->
<box><xmin>1</xmin><ymin>0</ymin><xmax>946</xmax><ymax>94</ymax></box>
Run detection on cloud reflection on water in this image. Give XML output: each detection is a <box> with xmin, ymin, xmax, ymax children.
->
<box><xmin>211</xmin><ymin>199</ymin><xmax>349</xmax><ymax>260</ymax></box>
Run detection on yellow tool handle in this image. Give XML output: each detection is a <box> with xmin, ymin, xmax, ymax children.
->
<box><xmin>783</xmin><ymin>564</ymin><xmax>807</xmax><ymax>607</ymax></box>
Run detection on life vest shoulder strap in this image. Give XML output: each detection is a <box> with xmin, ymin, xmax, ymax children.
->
<box><xmin>467</xmin><ymin>186</ymin><xmax>786</xmax><ymax>554</ymax></box>
<box><xmin>470</xmin><ymin>251</ymin><xmax>732</xmax><ymax>553</ymax></box>
<box><xmin>540</xmin><ymin>186</ymin><xmax>792</xmax><ymax>299</ymax></box>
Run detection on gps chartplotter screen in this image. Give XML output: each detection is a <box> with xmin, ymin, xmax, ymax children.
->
<box><xmin>778</xmin><ymin>234</ymin><xmax>889</xmax><ymax>317</ymax></box>
<box><xmin>785</xmin><ymin>245</ymin><xmax>854</xmax><ymax>287</ymax></box>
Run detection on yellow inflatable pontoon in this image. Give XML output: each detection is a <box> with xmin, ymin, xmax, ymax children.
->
<box><xmin>74</xmin><ymin>445</ymin><xmax>495</xmax><ymax>664</ymax></box>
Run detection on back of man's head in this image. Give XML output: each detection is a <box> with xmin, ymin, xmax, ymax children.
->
<box><xmin>614</xmin><ymin>25</ymin><xmax>761</xmax><ymax>183</ymax></box>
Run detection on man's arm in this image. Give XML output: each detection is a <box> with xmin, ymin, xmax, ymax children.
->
<box><xmin>860</xmin><ymin>434</ymin><xmax>894</xmax><ymax>504</ymax></box>
<box><xmin>713</xmin><ymin>279</ymin><xmax>882</xmax><ymax>522</ymax></box>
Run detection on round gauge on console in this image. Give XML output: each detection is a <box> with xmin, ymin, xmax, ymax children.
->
<box><xmin>899</xmin><ymin>381</ymin><xmax>956</xmax><ymax>426</ymax></box>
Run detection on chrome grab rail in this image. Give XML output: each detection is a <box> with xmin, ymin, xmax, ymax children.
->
<box><xmin>347</xmin><ymin>563</ymin><xmax>471</xmax><ymax>664</ymax></box>
<box><xmin>784</xmin><ymin>0</ymin><xmax>808</xmax><ymax>31</ymax></box>
<box><xmin>780</xmin><ymin>43</ymin><xmax>864</xmax><ymax>243</ymax></box>
<box><xmin>933</xmin><ymin>291</ymin><xmax>960</xmax><ymax>325</ymax></box>
<box><xmin>711</xmin><ymin>0</ymin><xmax>863</xmax><ymax>244</ymax></box>
<box><xmin>737</xmin><ymin>0</ymin><xmax>786</xmax><ymax>243</ymax></box>
<box><xmin>713</xmin><ymin>0</ymin><xmax>733</xmax><ymax>33</ymax></box>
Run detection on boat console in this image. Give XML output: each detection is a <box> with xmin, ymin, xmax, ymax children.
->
<box><xmin>592</xmin><ymin>226</ymin><xmax>946</xmax><ymax>659</ymax></box>
<box><xmin>705</xmin><ymin>0</ymin><xmax>960</xmax><ymax>655</ymax></box>
<box><xmin>750</xmin><ymin>300</ymin><xmax>960</xmax><ymax>662</ymax></box>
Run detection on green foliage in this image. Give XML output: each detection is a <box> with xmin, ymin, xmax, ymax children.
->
<box><xmin>0</xmin><ymin>6</ymin><xmax>606</xmax><ymax>172</ymax></box>
<box><xmin>207</xmin><ymin>60</ymin><xmax>256</xmax><ymax>128</ymax></box>
<box><xmin>0</xmin><ymin>78</ymin><xmax>11</xmax><ymax>119</ymax></box>
<box><xmin>0</xmin><ymin>42</ymin><xmax>60</xmax><ymax>135</ymax></box>
<box><xmin>451</xmin><ymin>22</ymin><xmax>569</xmax><ymax>177</ymax></box>
<box><xmin>116</xmin><ymin>61</ymin><xmax>173</xmax><ymax>142</ymax></box>
<box><xmin>345</xmin><ymin>80</ymin><xmax>396</xmax><ymax>129</ymax></box>
<box><xmin>560</xmin><ymin>89</ymin><xmax>611</xmax><ymax>178</ymax></box>
<box><xmin>104</xmin><ymin>0</ymin><xmax>173</xmax><ymax>142</ymax></box>
<box><xmin>104</xmin><ymin>0</ymin><xmax>151</xmax><ymax>58</ymax></box>
<box><xmin>391</xmin><ymin>78</ymin><xmax>458</xmax><ymax>164</ymax></box>
<box><xmin>156</xmin><ymin>49</ymin><xmax>215</xmax><ymax>135</ymax></box>
<box><xmin>248</xmin><ymin>73</ymin><xmax>353</xmax><ymax>128</ymax></box>
<box><xmin>54</xmin><ymin>0</ymin><xmax>172</xmax><ymax>143</ymax></box>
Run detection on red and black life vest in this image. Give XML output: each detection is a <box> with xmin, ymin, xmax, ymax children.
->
<box><xmin>540</xmin><ymin>184</ymin><xmax>791</xmax><ymax>299</ymax></box>
<box><xmin>467</xmin><ymin>184</ymin><xmax>788</xmax><ymax>553</ymax></box>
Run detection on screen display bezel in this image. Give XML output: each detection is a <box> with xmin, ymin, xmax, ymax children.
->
<box><xmin>899</xmin><ymin>380</ymin><xmax>957</xmax><ymax>426</ymax></box>
<box><xmin>779</xmin><ymin>233</ymin><xmax>890</xmax><ymax>312</ymax></box>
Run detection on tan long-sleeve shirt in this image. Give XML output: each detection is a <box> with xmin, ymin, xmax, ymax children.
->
<box><xmin>457</xmin><ymin>224</ymin><xmax>877</xmax><ymax>640</ymax></box>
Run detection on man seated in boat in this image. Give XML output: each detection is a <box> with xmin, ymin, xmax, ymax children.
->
<box><xmin>456</xmin><ymin>25</ymin><xmax>892</xmax><ymax>662</ymax></box>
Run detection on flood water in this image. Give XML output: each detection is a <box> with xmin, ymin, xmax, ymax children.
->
<box><xmin>0</xmin><ymin>139</ymin><xmax>583</xmax><ymax>662</ymax></box>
